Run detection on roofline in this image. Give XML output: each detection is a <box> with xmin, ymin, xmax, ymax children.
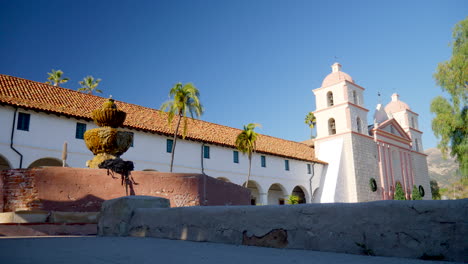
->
<box><xmin>0</xmin><ymin>101</ymin><xmax>326</xmax><ymax>164</ymax></box>
<box><xmin>313</xmin><ymin>102</ymin><xmax>369</xmax><ymax>114</ymax></box>
<box><xmin>313</xmin><ymin>80</ymin><xmax>365</xmax><ymax>92</ymax></box>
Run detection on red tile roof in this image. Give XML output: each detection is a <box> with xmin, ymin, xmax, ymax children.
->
<box><xmin>0</xmin><ymin>74</ymin><xmax>325</xmax><ymax>164</ymax></box>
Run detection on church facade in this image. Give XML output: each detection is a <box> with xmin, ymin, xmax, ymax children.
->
<box><xmin>313</xmin><ymin>63</ymin><xmax>431</xmax><ymax>202</ymax></box>
<box><xmin>0</xmin><ymin>63</ymin><xmax>432</xmax><ymax>205</ymax></box>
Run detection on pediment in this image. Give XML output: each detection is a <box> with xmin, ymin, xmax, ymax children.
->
<box><xmin>374</xmin><ymin>118</ymin><xmax>411</xmax><ymax>141</ymax></box>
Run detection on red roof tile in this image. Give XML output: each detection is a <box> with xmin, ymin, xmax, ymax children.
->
<box><xmin>0</xmin><ymin>74</ymin><xmax>325</xmax><ymax>164</ymax></box>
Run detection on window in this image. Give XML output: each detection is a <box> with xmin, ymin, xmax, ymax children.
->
<box><xmin>356</xmin><ymin>117</ymin><xmax>362</xmax><ymax>133</ymax></box>
<box><xmin>352</xmin><ymin>90</ymin><xmax>358</xmax><ymax>104</ymax></box>
<box><xmin>261</xmin><ymin>155</ymin><xmax>266</xmax><ymax>167</ymax></box>
<box><xmin>327</xmin><ymin>91</ymin><xmax>334</xmax><ymax>106</ymax></box>
<box><xmin>411</xmin><ymin>117</ymin><xmax>416</xmax><ymax>128</ymax></box>
<box><xmin>166</xmin><ymin>139</ymin><xmax>173</xmax><ymax>153</ymax></box>
<box><xmin>233</xmin><ymin>151</ymin><xmax>239</xmax><ymax>163</ymax></box>
<box><xmin>284</xmin><ymin>160</ymin><xmax>290</xmax><ymax>171</ymax></box>
<box><xmin>203</xmin><ymin>145</ymin><xmax>210</xmax><ymax>159</ymax></box>
<box><xmin>75</xmin><ymin>123</ymin><xmax>86</xmax><ymax>139</ymax></box>
<box><xmin>17</xmin><ymin>112</ymin><xmax>30</xmax><ymax>131</ymax></box>
<box><xmin>328</xmin><ymin>118</ymin><xmax>336</xmax><ymax>135</ymax></box>
<box><xmin>307</xmin><ymin>164</ymin><xmax>311</xmax><ymax>174</ymax></box>
<box><xmin>414</xmin><ymin>139</ymin><xmax>419</xmax><ymax>152</ymax></box>
<box><xmin>129</xmin><ymin>132</ymin><xmax>134</xmax><ymax>147</ymax></box>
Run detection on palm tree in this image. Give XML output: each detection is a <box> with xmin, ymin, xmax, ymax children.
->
<box><xmin>46</xmin><ymin>69</ymin><xmax>69</xmax><ymax>87</ymax></box>
<box><xmin>235</xmin><ymin>123</ymin><xmax>261</xmax><ymax>188</ymax></box>
<box><xmin>78</xmin><ymin>76</ymin><xmax>102</xmax><ymax>94</ymax></box>
<box><xmin>160</xmin><ymin>82</ymin><xmax>204</xmax><ymax>172</ymax></box>
<box><xmin>305</xmin><ymin>112</ymin><xmax>316</xmax><ymax>139</ymax></box>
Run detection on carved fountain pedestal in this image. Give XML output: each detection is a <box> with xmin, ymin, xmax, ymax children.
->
<box><xmin>84</xmin><ymin>98</ymin><xmax>133</xmax><ymax>168</ymax></box>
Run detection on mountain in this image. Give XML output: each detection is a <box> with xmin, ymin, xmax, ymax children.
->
<box><xmin>425</xmin><ymin>147</ymin><xmax>460</xmax><ymax>189</ymax></box>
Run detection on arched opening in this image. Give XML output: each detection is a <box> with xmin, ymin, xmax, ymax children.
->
<box><xmin>352</xmin><ymin>90</ymin><xmax>358</xmax><ymax>104</ymax></box>
<box><xmin>142</xmin><ymin>169</ymin><xmax>158</xmax><ymax>172</ymax></box>
<box><xmin>267</xmin><ymin>183</ymin><xmax>286</xmax><ymax>205</ymax></box>
<box><xmin>291</xmin><ymin>186</ymin><xmax>307</xmax><ymax>204</ymax></box>
<box><xmin>411</xmin><ymin>117</ymin><xmax>416</xmax><ymax>128</ymax></box>
<box><xmin>328</xmin><ymin>118</ymin><xmax>336</xmax><ymax>135</ymax></box>
<box><xmin>0</xmin><ymin>154</ymin><xmax>12</xmax><ymax>170</ymax></box>
<box><xmin>356</xmin><ymin>117</ymin><xmax>362</xmax><ymax>133</ymax></box>
<box><xmin>414</xmin><ymin>138</ymin><xmax>419</xmax><ymax>152</ymax></box>
<box><xmin>243</xmin><ymin>180</ymin><xmax>262</xmax><ymax>205</ymax></box>
<box><xmin>327</xmin><ymin>91</ymin><xmax>334</xmax><ymax>106</ymax></box>
<box><xmin>28</xmin><ymin>158</ymin><xmax>62</xmax><ymax>168</ymax></box>
<box><xmin>217</xmin><ymin>177</ymin><xmax>230</xmax><ymax>182</ymax></box>
<box><xmin>312</xmin><ymin>188</ymin><xmax>320</xmax><ymax>203</ymax></box>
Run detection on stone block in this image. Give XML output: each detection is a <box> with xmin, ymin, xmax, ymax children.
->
<box><xmin>98</xmin><ymin>195</ymin><xmax>170</xmax><ymax>236</ymax></box>
<box><xmin>0</xmin><ymin>212</ymin><xmax>14</xmax><ymax>223</ymax></box>
<box><xmin>14</xmin><ymin>211</ymin><xmax>49</xmax><ymax>223</ymax></box>
<box><xmin>1</xmin><ymin>211</ymin><xmax>50</xmax><ymax>223</ymax></box>
<box><xmin>50</xmin><ymin>212</ymin><xmax>100</xmax><ymax>224</ymax></box>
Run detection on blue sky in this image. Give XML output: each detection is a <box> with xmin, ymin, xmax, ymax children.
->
<box><xmin>1</xmin><ymin>0</ymin><xmax>467</xmax><ymax>149</ymax></box>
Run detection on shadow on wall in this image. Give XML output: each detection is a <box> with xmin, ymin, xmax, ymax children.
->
<box><xmin>29</xmin><ymin>194</ymin><xmax>106</xmax><ymax>212</ymax></box>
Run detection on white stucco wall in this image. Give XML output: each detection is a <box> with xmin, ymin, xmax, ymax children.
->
<box><xmin>0</xmin><ymin>105</ymin><xmax>324</xmax><ymax>205</ymax></box>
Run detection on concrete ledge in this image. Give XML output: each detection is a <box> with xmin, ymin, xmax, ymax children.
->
<box><xmin>0</xmin><ymin>211</ymin><xmax>49</xmax><ymax>223</ymax></box>
<box><xmin>119</xmin><ymin>199</ymin><xmax>467</xmax><ymax>262</ymax></box>
<box><xmin>50</xmin><ymin>212</ymin><xmax>99</xmax><ymax>224</ymax></box>
<box><xmin>0</xmin><ymin>223</ymin><xmax>97</xmax><ymax>236</ymax></box>
<box><xmin>98</xmin><ymin>195</ymin><xmax>170</xmax><ymax>236</ymax></box>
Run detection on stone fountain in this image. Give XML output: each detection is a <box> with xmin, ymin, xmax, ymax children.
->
<box><xmin>84</xmin><ymin>97</ymin><xmax>133</xmax><ymax>168</ymax></box>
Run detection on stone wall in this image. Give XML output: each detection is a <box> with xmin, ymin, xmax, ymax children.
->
<box><xmin>115</xmin><ymin>199</ymin><xmax>467</xmax><ymax>262</ymax></box>
<box><xmin>0</xmin><ymin>167</ymin><xmax>250</xmax><ymax>212</ymax></box>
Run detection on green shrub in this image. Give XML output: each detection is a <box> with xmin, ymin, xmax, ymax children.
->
<box><xmin>394</xmin><ymin>182</ymin><xmax>406</xmax><ymax>200</ymax></box>
<box><xmin>412</xmin><ymin>185</ymin><xmax>422</xmax><ymax>200</ymax></box>
<box><xmin>287</xmin><ymin>195</ymin><xmax>300</xmax><ymax>205</ymax></box>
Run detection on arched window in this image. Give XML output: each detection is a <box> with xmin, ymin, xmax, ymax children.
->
<box><xmin>327</xmin><ymin>91</ymin><xmax>334</xmax><ymax>106</ymax></box>
<box><xmin>411</xmin><ymin>117</ymin><xmax>416</xmax><ymax>128</ymax></box>
<box><xmin>414</xmin><ymin>138</ymin><xmax>419</xmax><ymax>152</ymax></box>
<box><xmin>356</xmin><ymin>117</ymin><xmax>362</xmax><ymax>133</ymax></box>
<box><xmin>328</xmin><ymin>118</ymin><xmax>336</xmax><ymax>135</ymax></box>
<box><xmin>352</xmin><ymin>90</ymin><xmax>358</xmax><ymax>104</ymax></box>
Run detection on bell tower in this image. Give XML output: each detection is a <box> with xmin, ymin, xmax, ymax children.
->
<box><xmin>313</xmin><ymin>63</ymin><xmax>369</xmax><ymax>139</ymax></box>
<box><xmin>312</xmin><ymin>63</ymin><xmax>378</xmax><ymax>203</ymax></box>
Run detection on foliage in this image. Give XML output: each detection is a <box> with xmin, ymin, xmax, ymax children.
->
<box><xmin>369</xmin><ymin>178</ymin><xmax>377</xmax><ymax>192</ymax></box>
<box><xmin>440</xmin><ymin>177</ymin><xmax>468</xmax><ymax>199</ymax></box>
<box><xmin>394</xmin><ymin>182</ymin><xmax>406</xmax><ymax>200</ymax></box>
<box><xmin>411</xmin><ymin>185</ymin><xmax>422</xmax><ymax>200</ymax></box>
<box><xmin>160</xmin><ymin>82</ymin><xmax>203</xmax><ymax>172</ymax></box>
<box><xmin>287</xmin><ymin>195</ymin><xmax>300</xmax><ymax>205</ymax></box>
<box><xmin>432</xmin><ymin>17</ymin><xmax>468</xmax><ymax>178</ymax></box>
<box><xmin>235</xmin><ymin>123</ymin><xmax>261</xmax><ymax>188</ymax></box>
<box><xmin>78</xmin><ymin>76</ymin><xmax>102</xmax><ymax>94</ymax></box>
<box><xmin>304</xmin><ymin>112</ymin><xmax>316</xmax><ymax>139</ymax></box>
<box><xmin>45</xmin><ymin>69</ymin><xmax>69</xmax><ymax>87</ymax></box>
<box><xmin>430</xmin><ymin>180</ymin><xmax>441</xmax><ymax>200</ymax></box>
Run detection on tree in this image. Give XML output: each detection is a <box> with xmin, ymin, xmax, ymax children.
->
<box><xmin>78</xmin><ymin>76</ymin><xmax>102</xmax><ymax>94</ymax></box>
<box><xmin>394</xmin><ymin>182</ymin><xmax>406</xmax><ymax>200</ymax></box>
<box><xmin>235</xmin><ymin>123</ymin><xmax>261</xmax><ymax>188</ymax></box>
<box><xmin>304</xmin><ymin>112</ymin><xmax>316</xmax><ymax>139</ymax></box>
<box><xmin>160</xmin><ymin>82</ymin><xmax>203</xmax><ymax>172</ymax></box>
<box><xmin>411</xmin><ymin>185</ymin><xmax>422</xmax><ymax>200</ymax></box>
<box><xmin>430</xmin><ymin>180</ymin><xmax>441</xmax><ymax>200</ymax></box>
<box><xmin>432</xmin><ymin>17</ymin><xmax>468</xmax><ymax>178</ymax></box>
<box><xmin>46</xmin><ymin>69</ymin><xmax>69</xmax><ymax>87</ymax></box>
<box><xmin>287</xmin><ymin>195</ymin><xmax>300</xmax><ymax>205</ymax></box>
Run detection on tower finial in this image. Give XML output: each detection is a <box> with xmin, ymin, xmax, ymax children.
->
<box><xmin>331</xmin><ymin>62</ymin><xmax>342</xmax><ymax>73</ymax></box>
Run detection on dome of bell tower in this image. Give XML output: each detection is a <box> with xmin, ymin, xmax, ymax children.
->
<box><xmin>321</xmin><ymin>63</ymin><xmax>354</xmax><ymax>87</ymax></box>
